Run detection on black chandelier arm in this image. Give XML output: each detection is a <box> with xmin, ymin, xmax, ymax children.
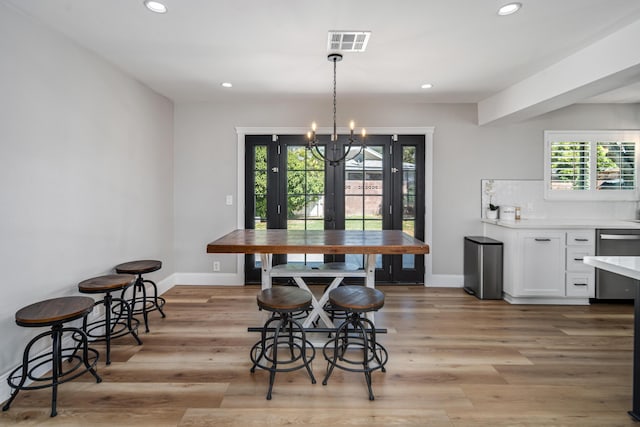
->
<box><xmin>307</xmin><ymin>136</ymin><xmax>366</xmax><ymax>167</ymax></box>
<box><xmin>310</xmin><ymin>145</ymin><xmax>328</xmax><ymax>164</ymax></box>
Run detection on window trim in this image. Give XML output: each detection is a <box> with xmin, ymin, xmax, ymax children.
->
<box><xmin>544</xmin><ymin>130</ymin><xmax>640</xmax><ymax>201</ymax></box>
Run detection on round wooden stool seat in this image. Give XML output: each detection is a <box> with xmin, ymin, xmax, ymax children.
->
<box><xmin>4</xmin><ymin>296</ymin><xmax>101</xmax><ymax>417</ymax></box>
<box><xmin>115</xmin><ymin>260</ymin><xmax>162</xmax><ymax>275</ymax></box>
<box><xmin>114</xmin><ymin>259</ymin><xmax>165</xmax><ymax>332</ymax></box>
<box><xmin>328</xmin><ymin>286</ymin><xmax>385</xmax><ymax>313</ymax></box>
<box><xmin>15</xmin><ymin>296</ymin><xmax>95</xmax><ymax>327</ymax></box>
<box><xmin>78</xmin><ymin>274</ymin><xmax>136</xmax><ymax>293</ymax></box>
<box><xmin>77</xmin><ymin>274</ymin><xmax>142</xmax><ymax>365</ymax></box>
<box><xmin>257</xmin><ymin>287</ymin><xmax>313</xmax><ymax>312</ymax></box>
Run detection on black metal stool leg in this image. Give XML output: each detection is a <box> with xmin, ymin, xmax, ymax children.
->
<box><xmin>357</xmin><ymin>317</ymin><xmax>375</xmax><ymax>400</ymax></box>
<box><xmin>266</xmin><ymin>316</ymin><xmax>284</xmax><ymax>400</ymax></box>
<box><xmin>135</xmin><ymin>277</ymin><xmax>150</xmax><ymax>333</ymax></box>
<box><xmin>103</xmin><ymin>293</ymin><xmax>113</xmax><ymax>365</ymax></box>
<box><xmin>250</xmin><ymin>314</ymin><xmax>276</xmax><ymax>373</ymax></box>
<box><xmin>322</xmin><ymin>311</ymin><xmax>387</xmax><ymax>400</ymax></box>
<box><xmin>144</xmin><ymin>278</ymin><xmax>166</xmax><ymax>318</ymax></box>
<box><xmin>76</xmin><ymin>327</ymin><xmax>102</xmax><ymax>384</ymax></box>
<box><xmin>294</xmin><ymin>316</ymin><xmax>316</xmax><ymax>385</ymax></box>
<box><xmin>116</xmin><ymin>297</ymin><xmax>142</xmax><ymax>345</ymax></box>
<box><xmin>50</xmin><ymin>324</ymin><xmax>62</xmax><ymax>417</ymax></box>
<box><xmin>1</xmin><ymin>329</ymin><xmax>41</xmax><ymax>412</ymax></box>
<box><xmin>322</xmin><ymin>318</ymin><xmax>349</xmax><ymax>385</ymax></box>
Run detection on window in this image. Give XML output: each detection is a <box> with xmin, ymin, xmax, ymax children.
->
<box><xmin>544</xmin><ymin>130</ymin><xmax>640</xmax><ymax>201</ymax></box>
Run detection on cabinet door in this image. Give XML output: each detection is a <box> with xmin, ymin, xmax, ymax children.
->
<box><xmin>519</xmin><ymin>232</ymin><xmax>565</xmax><ymax>296</ymax></box>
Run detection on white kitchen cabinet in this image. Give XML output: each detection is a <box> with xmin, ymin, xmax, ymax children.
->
<box><xmin>484</xmin><ymin>223</ymin><xmax>595</xmax><ymax>304</ymax></box>
<box><xmin>519</xmin><ymin>231</ymin><xmax>565</xmax><ymax>297</ymax></box>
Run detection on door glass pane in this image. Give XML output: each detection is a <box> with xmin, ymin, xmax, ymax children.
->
<box><xmin>344</xmin><ymin>145</ymin><xmax>383</xmax><ymax>272</ymax></box>
<box><xmin>364</xmin><ymin>220</ymin><xmax>382</xmax><ymax>230</ymax></box>
<box><xmin>253</xmin><ymin>146</ymin><xmax>267</xmax><ymax>227</ymax></box>
<box><xmin>251</xmin><ymin>145</ymin><xmax>268</xmax><ymax>269</ymax></box>
<box><xmin>345</xmin><ymin>145</ymin><xmax>383</xmax><ymax>222</ymax></box>
<box><xmin>254</xmin><ymin>195</ymin><xmax>267</xmax><ymax>230</ymax></box>
<box><xmin>402</xmin><ymin>146</ymin><xmax>417</xmax><ymax>268</ymax></box>
<box><xmin>286</xmin><ymin>145</ymin><xmax>326</xmax><ymax>266</ymax></box>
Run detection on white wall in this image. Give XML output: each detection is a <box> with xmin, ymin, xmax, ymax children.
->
<box><xmin>0</xmin><ymin>4</ymin><xmax>174</xmax><ymax>401</ymax></box>
<box><xmin>174</xmin><ymin>100</ymin><xmax>640</xmax><ymax>281</ymax></box>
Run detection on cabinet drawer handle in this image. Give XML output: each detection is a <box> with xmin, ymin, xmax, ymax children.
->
<box><xmin>534</xmin><ymin>238</ymin><xmax>551</xmax><ymax>242</ymax></box>
<box><xmin>601</xmin><ymin>234</ymin><xmax>640</xmax><ymax>240</ymax></box>
<box><xmin>574</xmin><ymin>238</ymin><xmax>589</xmax><ymax>242</ymax></box>
<box><xmin>573</xmin><ymin>283</ymin><xmax>588</xmax><ymax>286</ymax></box>
<box><xmin>573</xmin><ymin>257</ymin><xmax>584</xmax><ymax>261</ymax></box>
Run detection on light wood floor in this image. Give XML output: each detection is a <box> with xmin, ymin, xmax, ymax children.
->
<box><xmin>1</xmin><ymin>285</ymin><xmax>637</xmax><ymax>426</ymax></box>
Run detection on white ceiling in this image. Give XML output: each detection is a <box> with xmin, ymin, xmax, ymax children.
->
<box><xmin>6</xmin><ymin>0</ymin><xmax>640</xmax><ymax>113</ymax></box>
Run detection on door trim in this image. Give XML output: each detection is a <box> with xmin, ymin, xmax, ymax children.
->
<box><xmin>236</xmin><ymin>126</ymin><xmax>435</xmax><ymax>285</ymax></box>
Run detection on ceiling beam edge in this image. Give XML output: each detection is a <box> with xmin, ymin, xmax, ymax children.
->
<box><xmin>477</xmin><ymin>19</ymin><xmax>640</xmax><ymax>126</ymax></box>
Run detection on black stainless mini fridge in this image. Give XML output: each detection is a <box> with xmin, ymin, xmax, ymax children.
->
<box><xmin>464</xmin><ymin>236</ymin><xmax>503</xmax><ymax>300</ymax></box>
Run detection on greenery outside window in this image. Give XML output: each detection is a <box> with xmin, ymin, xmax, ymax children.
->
<box><xmin>544</xmin><ymin>130</ymin><xmax>639</xmax><ymax>201</ymax></box>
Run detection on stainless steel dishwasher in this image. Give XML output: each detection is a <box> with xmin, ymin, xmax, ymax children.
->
<box><xmin>595</xmin><ymin>228</ymin><xmax>640</xmax><ymax>299</ymax></box>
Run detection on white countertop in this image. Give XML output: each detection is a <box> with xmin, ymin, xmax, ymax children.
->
<box><xmin>482</xmin><ymin>218</ymin><xmax>640</xmax><ymax>229</ymax></box>
<box><xmin>583</xmin><ymin>256</ymin><xmax>640</xmax><ymax>280</ymax></box>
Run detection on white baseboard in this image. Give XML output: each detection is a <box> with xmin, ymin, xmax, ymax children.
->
<box><xmin>171</xmin><ymin>272</ymin><xmax>244</xmax><ymax>286</ymax></box>
<box><xmin>425</xmin><ymin>274</ymin><xmax>463</xmax><ymax>288</ymax></box>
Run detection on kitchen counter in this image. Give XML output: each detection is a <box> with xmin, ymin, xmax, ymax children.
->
<box><xmin>481</xmin><ymin>218</ymin><xmax>640</xmax><ymax>229</ymax></box>
<box><xmin>583</xmin><ymin>256</ymin><xmax>640</xmax><ymax>280</ymax></box>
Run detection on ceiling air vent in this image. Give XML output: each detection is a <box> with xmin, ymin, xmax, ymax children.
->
<box><xmin>327</xmin><ymin>31</ymin><xmax>371</xmax><ymax>52</ymax></box>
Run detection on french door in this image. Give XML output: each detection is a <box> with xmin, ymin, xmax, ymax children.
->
<box><xmin>244</xmin><ymin>133</ymin><xmax>424</xmax><ymax>284</ymax></box>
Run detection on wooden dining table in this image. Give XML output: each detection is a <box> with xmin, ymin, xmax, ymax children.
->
<box><xmin>206</xmin><ymin>229</ymin><xmax>430</xmax><ymax>328</ymax></box>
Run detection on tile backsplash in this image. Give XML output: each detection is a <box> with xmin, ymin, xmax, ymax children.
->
<box><xmin>481</xmin><ymin>179</ymin><xmax>639</xmax><ymax>220</ymax></box>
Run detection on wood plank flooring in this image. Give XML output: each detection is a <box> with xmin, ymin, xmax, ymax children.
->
<box><xmin>0</xmin><ymin>285</ymin><xmax>636</xmax><ymax>426</ymax></box>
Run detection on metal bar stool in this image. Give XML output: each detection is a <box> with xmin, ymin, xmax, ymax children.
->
<box><xmin>2</xmin><ymin>296</ymin><xmax>102</xmax><ymax>417</ymax></box>
<box><xmin>77</xmin><ymin>274</ymin><xmax>143</xmax><ymax>365</ymax></box>
<box><xmin>322</xmin><ymin>286</ymin><xmax>388</xmax><ymax>400</ymax></box>
<box><xmin>114</xmin><ymin>260</ymin><xmax>165</xmax><ymax>332</ymax></box>
<box><xmin>250</xmin><ymin>287</ymin><xmax>316</xmax><ymax>400</ymax></box>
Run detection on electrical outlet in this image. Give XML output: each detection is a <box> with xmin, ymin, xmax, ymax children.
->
<box><xmin>213</xmin><ymin>261</ymin><xmax>221</xmax><ymax>271</ymax></box>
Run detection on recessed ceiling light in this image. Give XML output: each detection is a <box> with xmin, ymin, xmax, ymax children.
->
<box><xmin>497</xmin><ymin>2</ymin><xmax>522</xmax><ymax>16</ymax></box>
<box><xmin>421</xmin><ymin>83</ymin><xmax>433</xmax><ymax>89</ymax></box>
<box><xmin>221</xmin><ymin>82</ymin><xmax>233</xmax><ymax>88</ymax></box>
<box><xmin>144</xmin><ymin>1</ymin><xmax>167</xmax><ymax>14</ymax></box>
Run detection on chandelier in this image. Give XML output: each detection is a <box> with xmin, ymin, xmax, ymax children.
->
<box><xmin>307</xmin><ymin>53</ymin><xmax>366</xmax><ymax>166</ymax></box>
